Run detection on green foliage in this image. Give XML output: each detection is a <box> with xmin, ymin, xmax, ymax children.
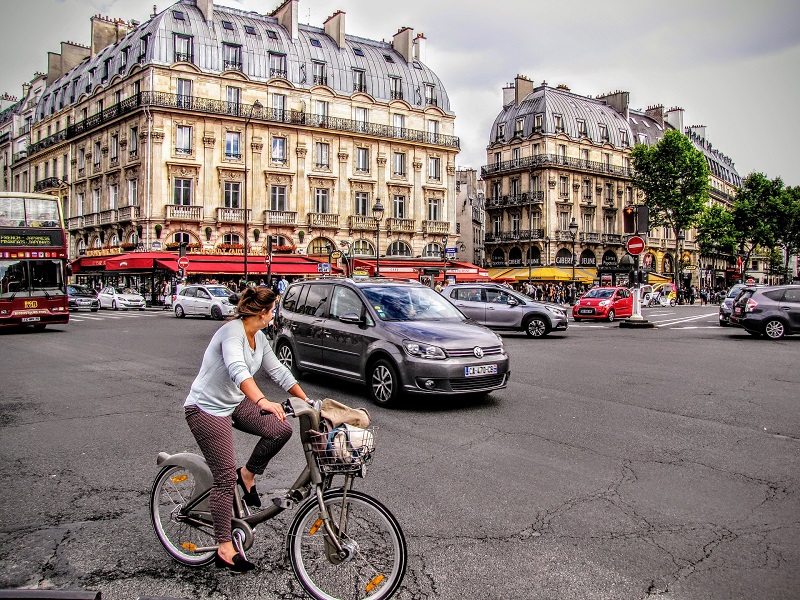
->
<box><xmin>696</xmin><ymin>204</ymin><xmax>736</xmax><ymax>256</ymax></box>
<box><xmin>631</xmin><ymin>129</ymin><xmax>710</xmax><ymax>234</ymax></box>
<box><xmin>732</xmin><ymin>173</ymin><xmax>785</xmax><ymax>278</ymax></box>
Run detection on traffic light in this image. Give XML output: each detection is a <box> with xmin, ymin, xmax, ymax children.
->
<box><xmin>178</xmin><ymin>241</ymin><xmax>187</xmax><ymax>258</ymax></box>
<box><xmin>623</xmin><ymin>206</ymin><xmax>636</xmax><ymax>233</ymax></box>
<box><xmin>266</xmin><ymin>235</ymin><xmax>274</xmax><ymax>255</ymax></box>
<box><xmin>636</xmin><ymin>205</ymin><xmax>650</xmax><ymax>234</ymax></box>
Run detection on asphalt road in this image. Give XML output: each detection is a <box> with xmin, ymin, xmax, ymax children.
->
<box><xmin>0</xmin><ymin>304</ymin><xmax>798</xmax><ymax>599</ymax></box>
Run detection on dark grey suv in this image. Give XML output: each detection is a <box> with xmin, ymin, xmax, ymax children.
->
<box><xmin>272</xmin><ymin>278</ymin><xmax>510</xmax><ymax>406</ymax></box>
<box><xmin>442</xmin><ymin>283</ymin><xmax>568</xmax><ymax>337</ymax></box>
<box><xmin>730</xmin><ymin>285</ymin><xmax>800</xmax><ymax>339</ymax></box>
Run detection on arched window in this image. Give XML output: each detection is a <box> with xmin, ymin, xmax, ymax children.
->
<box><xmin>555</xmin><ymin>248</ymin><xmax>573</xmax><ymax>267</ymax></box>
<box><xmin>423</xmin><ymin>243</ymin><xmax>441</xmax><ymax>258</ymax></box>
<box><xmin>76</xmin><ymin>239</ymin><xmax>86</xmax><ymax>255</ymax></box>
<box><xmin>174</xmin><ymin>232</ymin><xmax>190</xmax><ymax>244</ymax></box>
<box><xmin>352</xmin><ymin>239</ymin><xmax>374</xmax><ymax>256</ymax></box>
<box><xmin>128</xmin><ymin>232</ymin><xmax>140</xmax><ymax>245</ymax></box>
<box><xmin>491</xmin><ymin>248</ymin><xmax>505</xmax><ymax>267</ymax></box>
<box><xmin>387</xmin><ymin>240</ymin><xmax>411</xmax><ymax>256</ymax></box>
<box><xmin>602</xmin><ymin>250</ymin><xmax>618</xmax><ymax>267</ymax></box>
<box><xmin>508</xmin><ymin>247</ymin><xmax>523</xmax><ymax>266</ymax></box>
<box><xmin>526</xmin><ymin>246</ymin><xmax>541</xmax><ymax>266</ymax></box>
<box><xmin>108</xmin><ymin>234</ymin><xmax>119</xmax><ymax>247</ymax></box>
<box><xmin>223</xmin><ymin>233</ymin><xmax>241</xmax><ymax>245</ymax></box>
<box><xmin>579</xmin><ymin>249</ymin><xmax>596</xmax><ymax>267</ymax></box>
<box><xmin>308</xmin><ymin>237</ymin><xmax>334</xmax><ymax>255</ymax></box>
<box><xmin>91</xmin><ymin>237</ymin><xmax>101</xmax><ymax>249</ymax></box>
<box><xmin>663</xmin><ymin>254</ymin><xmax>674</xmax><ymax>274</ymax></box>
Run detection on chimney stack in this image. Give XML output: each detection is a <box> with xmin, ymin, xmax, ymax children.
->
<box><xmin>514</xmin><ymin>74</ymin><xmax>533</xmax><ymax>106</ymax></box>
<box><xmin>645</xmin><ymin>104</ymin><xmax>664</xmax><ymax>127</ymax></box>
<box><xmin>272</xmin><ymin>0</ymin><xmax>298</xmax><ymax>40</ymax></box>
<box><xmin>90</xmin><ymin>14</ymin><xmax>131</xmax><ymax>57</ymax></box>
<box><xmin>664</xmin><ymin>107</ymin><xmax>684</xmax><ymax>133</ymax></box>
<box><xmin>392</xmin><ymin>27</ymin><xmax>414</xmax><ymax>63</ymax></box>
<box><xmin>196</xmin><ymin>0</ymin><xmax>213</xmax><ymax>22</ymax></box>
<box><xmin>413</xmin><ymin>33</ymin><xmax>426</xmax><ymax>62</ymax></box>
<box><xmin>597</xmin><ymin>90</ymin><xmax>629</xmax><ymax>120</ymax></box>
<box><xmin>502</xmin><ymin>82</ymin><xmax>514</xmax><ymax>106</ymax></box>
<box><xmin>324</xmin><ymin>11</ymin><xmax>346</xmax><ymax>49</ymax></box>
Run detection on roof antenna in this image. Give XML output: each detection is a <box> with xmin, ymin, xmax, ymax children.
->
<box><xmin>151</xmin><ymin>5</ymin><xmax>157</xmax><ymax>18</ymax></box>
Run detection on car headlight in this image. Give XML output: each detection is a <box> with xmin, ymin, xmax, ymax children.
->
<box><xmin>403</xmin><ymin>340</ymin><xmax>446</xmax><ymax>360</ymax></box>
<box><xmin>545</xmin><ymin>305</ymin><xmax>566</xmax><ymax>316</ymax></box>
<box><xmin>599</xmin><ymin>300</ymin><xmax>610</xmax><ymax>307</ymax></box>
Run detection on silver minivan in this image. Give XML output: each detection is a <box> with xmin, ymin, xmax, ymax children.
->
<box><xmin>272</xmin><ymin>278</ymin><xmax>510</xmax><ymax>407</ymax></box>
<box><xmin>174</xmin><ymin>284</ymin><xmax>237</xmax><ymax>320</ymax></box>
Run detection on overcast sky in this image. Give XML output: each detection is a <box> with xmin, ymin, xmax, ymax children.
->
<box><xmin>2</xmin><ymin>0</ymin><xmax>799</xmax><ymax>186</ymax></box>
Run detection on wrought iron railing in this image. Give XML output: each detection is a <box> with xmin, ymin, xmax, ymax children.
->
<box><xmin>485</xmin><ymin>191</ymin><xmax>544</xmax><ymax>209</ymax></box>
<box><xmin>601</xmin><ymin>234</ymin><xmax>623</xmax><ymax>244</ymax></box>
<box><xmin>481</xmin><ymin>153</ymin><xmax>631</xmax><ymax>178</ymax></box>
<box><xmin>224</xmin><ymin>60</ymin><xmax>242</xmax><ymax>71</ymax></box>
<box><xmin>27</xmin><ymin>91</ymin><xmax>459</xmax><ymax>156</ymax></box>
<box><xmin>33</xmin><ymin>177</ymin><xmax>64</xmax><ymax>192</ymax></box>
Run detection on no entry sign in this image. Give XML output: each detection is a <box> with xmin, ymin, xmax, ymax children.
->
<box><xmin>177</xmin><ymin>256</ymin><xmax>190</xmax><ymax>269</ymax></box>
<box><xmin>626</xmin><ymin>236</ymin><xmax>645</xmax><ymax>256</ymax></box>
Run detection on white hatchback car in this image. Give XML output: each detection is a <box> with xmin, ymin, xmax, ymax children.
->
<box><xmin>174</xmin><ymin>284</ymin><xmax>237</xmax><ymax>320</ymax></box>
<box><xmin>98</xmin><ymin>286</ymin><xmax>146</xmax><ymax>311</ymax></box>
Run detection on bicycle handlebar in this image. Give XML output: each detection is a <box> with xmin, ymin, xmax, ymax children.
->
<box><xmin>259</xmin><ymin>397</ymin><xmax>321</xmax><ymax>417</ymax></box>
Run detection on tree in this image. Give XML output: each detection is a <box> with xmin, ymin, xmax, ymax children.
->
<box><xmin>731</xmin><ymin>173</ymin><xmax>784</xmax><ymax>282</ymax></box>
<box><xmin>774</xmin><ymin>186</ymin><xmax>800</xmax><ymax>283</ymax></box>
<box><xmin>631</xmin><ymin>129</ymin><xmax>710</xmax><ymax>287</ymax></box>
<box><xmin>696</xmin><ymin>204</ymin><xmax>737</xmax><ymax>286</ymax></box>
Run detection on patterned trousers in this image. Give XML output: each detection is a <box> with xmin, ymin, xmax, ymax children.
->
<box><xmin>185</xmin><ymin>401</ymin><xmax>293</xmax><ymax>543</ymax></box>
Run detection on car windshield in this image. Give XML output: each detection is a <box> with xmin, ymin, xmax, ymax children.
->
<box><xmin>727</xmin><ymin>285</ymin><xmax>744</xmax><ymax>298</ymax></box>
<box><xmin>362</xmin><ymin>285</ymin><xmax>465</xmax><ymax>321</ymax></box>
<box><xmin>584</xmin><ymin>288</ymin><xmax>614</xmax><ymax>299</ymax></box>
<box><xmin>114</xmin><ymin>287</ymin><xmax>138</xmax><ymax>295</ymax></box>
<box><xmin>69</xmin><ymin>285</ymin><xmax>93</xmax><ymax>294</ymax></box>
<box><xmin>207</xmin><ymin>286</ymin><xmax>232</xmax><ymax>297</ymax></box>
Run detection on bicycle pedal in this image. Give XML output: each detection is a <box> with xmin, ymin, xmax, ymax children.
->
<box><xmin>270</xmin><ymin>490</ymin><xmax>293</xmax><ymax>510</ymax></box>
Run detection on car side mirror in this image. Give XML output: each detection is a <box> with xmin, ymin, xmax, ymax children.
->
<box><xmin>339</xmin><ymin>312</ymin><xmax>364</xmax><ymax>324</ymax></box>
<box><xmin>507</xmin><ymin>297</ymin><xmax>518</xmax><ymax>306</ymax></box>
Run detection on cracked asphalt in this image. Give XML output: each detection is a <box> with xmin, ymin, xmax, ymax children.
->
<box><xmin>0</xmin><ymin>306</ymin><xmax>798</xmax><ymax>599</ymax></box>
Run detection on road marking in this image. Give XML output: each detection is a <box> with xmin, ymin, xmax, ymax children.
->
<box><xmin>654</xmin><ymin>313</ymin><xmax>717</xmax><ymax>327</ymax></box>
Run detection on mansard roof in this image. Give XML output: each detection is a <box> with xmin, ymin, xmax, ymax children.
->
<box><xmin>36</xmin><ymin>0</ymin><xmax>451</xmax><ymax>121</ymax></box>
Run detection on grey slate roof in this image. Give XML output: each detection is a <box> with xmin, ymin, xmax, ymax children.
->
<box><xmin>36</xmin><ymin>0</ymin><xmax>451</xmax><ymax>121</ymax></box>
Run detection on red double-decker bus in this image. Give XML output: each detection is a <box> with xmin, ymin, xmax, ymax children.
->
<box><xmin>0</xmin><ymin>192</ymin><xmax>70</xmax><ymax>330</ymax></box>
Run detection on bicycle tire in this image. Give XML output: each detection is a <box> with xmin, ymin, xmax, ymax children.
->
<box><xmin>287</xmin><ymin>490</ymin><xmax>406</xmax><ymax>600</ymax></box>
<box><xmin>150</xmin><ymin>464</ymin><xmax>216</xmax><ymax>566</ymax></box>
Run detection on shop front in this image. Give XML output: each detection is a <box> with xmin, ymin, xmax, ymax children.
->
<box><xmin>349</xmin><ymin>258</ymin><xmax>488</xmax><ymax>285</ymax></box>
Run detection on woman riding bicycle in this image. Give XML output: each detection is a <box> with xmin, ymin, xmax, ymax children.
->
<box><xmin>183</xmin><ymin>286</ymin><xmax>311</xmax><ymax>572</ymax></box>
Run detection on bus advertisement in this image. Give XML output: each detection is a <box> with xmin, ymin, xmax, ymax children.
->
<box><xmin>0</xmin><ymin>192</ymin><xmax>70</xmax><ymax>330</ymax></box>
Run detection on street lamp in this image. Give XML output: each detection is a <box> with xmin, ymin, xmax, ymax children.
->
<box><xmin>243</xmin><ymin>99</ymin><xmax>263</xmax><ymax>286</ymax></box>
<box><xmin>568</xmin><ymin>217</ymin><xmax>578</xmax><ymax>289</ymax></box>
<box><xmin>372</xmin><ymin>198</ymin><xmax>384</xmax><ymax>276</ymax></box>
<box><xmin>544</xmin><ymin>235</ymin><xmax>550</xmax><ymax>266</ymax></box>
<box><xmin>676</xmin><ymin>230</ymin><xmax>685</xmax><ymax>302</ymax></box>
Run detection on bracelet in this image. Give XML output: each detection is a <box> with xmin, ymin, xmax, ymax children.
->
<box><xmin>255</xmin><ymin>397</ymin><xmax>266</xmax><ymax>405</ymax></box>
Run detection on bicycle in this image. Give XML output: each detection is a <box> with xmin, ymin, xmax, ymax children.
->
<box><xmin>150</xmin><ymin>397</ymin><xmax>407</xmax><ymax>600</ymax></box>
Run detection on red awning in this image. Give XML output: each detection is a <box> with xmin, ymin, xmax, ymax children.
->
<box><xmin>70</xmin><ymin>255</ymin><xmax>111</xmax><ymax>273</ymax></box>
<box><xmin>154</xmin><ymin>254</ymin><xmax>342</xmax><ymax>276</ymax></box>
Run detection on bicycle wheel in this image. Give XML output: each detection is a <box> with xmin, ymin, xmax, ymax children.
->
<box><xmin>150</xmin><ymin>464</ymin><xmax>216</xmax><ymax>566</ymax></box>
<box><xmin>287</xmin><ymin>490</ymin><xmax>406</xmax><ymax>600</ymax></box>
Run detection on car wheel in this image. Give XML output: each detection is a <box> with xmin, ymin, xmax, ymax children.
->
<box><xmin>670</xmin><ymin>299</ymin><xmax>676</xmax><ymax>306</ymax></box>
<box><xmin>211</xmin><ymin>305</ymin><xmax>223</xmax><ymax>320</ymax></box>
<box><xmin>524</xmin><ymin>316</ymin><xmax>548</xmax><ymax>338</ymax></box>
<box><xmin>764</xmin><ymin>319</ymin><xmax>786</xmax><ymax>340</ymax></box>
<box><xmin>276</xmin><ymin>342</ymin><xmax>301</xmax><ymax>378</ymax></box>
<box><xmin>719</xmin><ymin>320</ymin><xmax>727</xmax><ymax>327</ymax></box>
<box><xmin>91</xmin><ymin>308</ymin><xmax>98</xmax><ymax>313</ymax></box>
<box><xmin>139</xmin><ymin>307</ymin><xmax>145</xmax><ymax>311</ymax></box>
<box><xmin>175</xmin><ymin>305</ymin><xmax>185</xmax><ymax>318</ymax></box>
<box><xmin>112</xmin><ymin>300</ymin><xmax>118</xmax><ymax>311</ymax></box>
<box><xmin>607</xmin><ymin>309</ymin><xmax>615</xmax><ymax>322</ymax></box>
<box><xmin>369</xmin><ymin>359</ymin><xmax>399</xmax><ymax>408</ymax></box>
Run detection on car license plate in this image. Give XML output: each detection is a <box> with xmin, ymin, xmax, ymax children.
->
<box><xmin>465</xmin><ymin>364</ymin><xmax>497</xmax><ymax>377</ymax></box>
<box><xmin>578</xmin><ymin>308</ymin><xmax>594</xmax><ymax>315</ymax></box>
<box><xmin>734</xmin><ymin>307</ymin><xmax>742</xmax><ymax>315</ymax></box>
<box><xmin>22</xmin><ymin>316</ymin><xmax>41</xmax><ymax>322</ymax></box>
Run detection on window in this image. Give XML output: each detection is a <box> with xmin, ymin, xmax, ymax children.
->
<box><xmin>129</xmin><ymin>126</ymin><xmax>139</xmax><ymax>155</ymax></box>
<box><xmin>428</xmin><ymin>157</ymin><xmax>441</xmax><ymax>180</ymax></box>
<box><xmin>583</xmin><ymin>212</ymin><xmax>592</xmax><ymax>232</ymax></box>
<box><xmin>605</xmin><ymin>182</ymin><xmax>613</xmax><ymax>201</ymax></box>
<box><xmin>353</xmin><ymin>69</ymin><xmax>366</xmax><ymax>92</ymax></box>
<box><xmin>92</xmin><ymin>188</ymin><xmax>100</xmax><ymax>213</ymax></box>
<box><xmin>393</xmin><ymin>152</ymin><xmax>406</xmax><ymax>176</ymax></box>
<box><xmin>534</xmin><ymin>114</ymin><xmax>543</xmax><ymax>132</ymax></box>
<box><xmin>109</xmin><ymin>184</ymin><xmax>119</xmax><ymax>209</ymax></box>
<box><xmin>604</xmin><ymin>153</ymin><xmax>611</xmax><ymax>168</ymax></box>
<box><xmin>272</xmin><ymin>137</ymin><xmax>286</xmax><ymax>163</ymax></box>
<box><xmin>354</xmin><ymin>106</ymin><xmax>368</xmax><ymax>130</ymax></box>
<box><xmin>78</xmin><ymin>148</ymin><xmax>85</xmax><ymax>170</ymax></box>
<box><xmin>621</xmin><ymin>130</ymin><xmax>629</xmax><ymax>147</ymax></box>
<box><xmin>531</xmin><ymin>174</ymin><xmax>540</xmax><ymax>192</ymax></box>
<box><xmin>223</xmin><ymin>233</ymin><xmax>241</xmax><ymax>245</ymax></box>
<box><xmin>315</xmin><ymin>100</ymin><xmax>329</xmax><ymax>120</ymax></box>
<box><xmin>355</xmin><ymin>192</ymin><xmax>369</xmax><ymax>216</ymax></box>
<box><xmin>226</xmin><ymin>86</ymin><xmax>240</xmax><ymax>112</ymax></box>
<box><xmin>387</xmin><ymin>240</ymin><xmax>411</xmax><ymax>256</ymax></box>
<box><xmin>222</xmin><ymin>20</ymin><xmax>234</xmax><ymax>30</ymax></box>
<box><xmin>353</xmin><ymin>47</ymin><xmax>364</xmax><ymax>57</ymax></box>
<box><xmin>225</xmin><ymin>131</ymin><xmax>241</xmax><ymax>159</ymax></box>
<box><xmin>389</xmin><ymin>77</ymin><xmax>403</xmax><ymax>100</ymax></box>
<box><xmin>558</xmin><ymin>211</ymin><xmax>570</xmax><ymax>231</ymax></box>
<box><xmin>174</xmin><ymin>178</ymin><xmax>192</xmax><ymax>205</ymax></box>
<box><xmin>583</xmin><ymin>179</ymin><xmax>592</xmax><ymax>200</ymax></box>
<box><xmin>244</xmin><ymin>25</ymin><xmax>257</xmax><ymax>35</ymax></box>
<box><xmin>425</xmin><ymin>84</ymin><xmax>436</xmax><ymax>106</ymax></box>
<box><xmin>174</xmin><ymin>34</ymin><xmax>193</xmax><ymax>62</ymax></box>
<box><xmin>93</xmin><ymin>141</ymin><xmax>101</xmax><ymax>166</ymax></box>
<box><xmin>512</xmin><ymin>148</ymin><xmax>520</xmax><ymax>165</ymax></box>
<box><xmin>96</xmin><ymin>100</ymin><xmax>103</xmax><ymax>115</ymax></box>
<box><xmin>393</xmin><ymin>195</ymin><xmax>406</xmax><ymax>218</ymax></box>
<box><xmin>266</xmin><ymin>29</ymin><xmax>278</xmax><ymax>39</ymax></box>
<box><xmin>76</xmin><ymin>192</ymin><xmax>84</xmax><ymax>216</ymax></box>
<box><xmin>312</xmin><ymin>61</ymin><xmax>327</xmax><ymax>86</ymax></box>
<box><xmin>581</xmin><ymin>148</ymin><xmax>589</xmax><ymax>163</ymax></box>
<box><xmin>173</xmin><ymin>10</ymin><xmax>185</xmax><ymax>20</ymax></box>
<box><xmin>353</xmin><ymin>239</ymin><xmax>373</xmax><ymax>255</ymax></box>
<box><xmin>604</xmin><ymin>214</ymin><xmax>615</xmax><ymax>234</ymax></box>
<box><xmin>110</xmin><ymin>134</ymin><xmax>119</xmax><ymax>160</ymax></box>
<box><xmin>383</xmin><ymin>53</ymin><xmax>395</xmax><ymax>63</ymax></box>
<box><xmin>427</xmin><ymin>197</ymin><xmax>440</xmax><ymax>221</ymax></box>
<box><xmin>558</xmin><ymin>144</ymin><xmax>567</xmax><ymax>159</ymax></box>
<box><xmin>128</xmin><ymin>179</ymin><xmax>138</xmax><ymax>206</ymax></box>
<box><xmin>554</xmin><ymin>114</ymin><xmax>563</xmax><ymax>132</ymax></box>
<box><xmin>176</xmin><ymin>125</ymin><xmax>192</xmax><ymax>154</ymax></box>
<box><xmin>599</xmin><ymin>123</ymin><xmax>609</xmax><ymax>142</ymax></box>
<box><xmin>269</xmin><ymin>53</ymin><xmax>287</xmax><ymax>78</ymax></box>
<box><xmin>515</xmin><ymin>117</ymin><xmax>524</xmax><ymax>136</ymax></box>
<box><xmin>310</xmin><ymin>38</ymin><xmax>322</xmax><ymax>47</ymax></box>
<box><xmin>273</xmin><ymin>93</ymin><xmax>287</xmax><ymax>115</ymax></box>
<box><xmin>315</xmin><ymin>142</ymin><xmax>329</xmax><ymax>168</ymax></box>
<box><xmin>224</xmin><ymin>182</ymin><xmax>241</xmax><ymax>208</ymax></box>
<box><xmin>113</xmin><ymin>90</ymin><xmax>121</xmax><ymax>105</ymax></box>
<box><xmin>510</xmin><ymin>178</ymin><xmax>520</xmax><ymax>196</ymax></box>
<box><xmin>177</xmin><ymin>78</ymin><xmax>192</xmax><ymax>108</ymax></box>
<box><xmin>577</xmin><ymin>119</ymin><xmax>587</xmax><ymax>136</ymax></box>
<box><xmin>330</xmin><ymin>286</ymin><xmax>364</xmax><ymax>322</ymax></box>
<box><xmin>559</xmin><ymin>176</ymin><xmax>568</xmax><ymax>196</ymax></box>
<box><xmin>314</xmin><ymin>188</ymin><xmax>329</xmax><ymax>213</ymax></box>
<box><xmin>270</xmin><ymin>185</ymin><xmax>287</xmax><ymax>211</ymax></box>
<box><xmin>356</xmin><ymin>147</ymin><xmax>369</xmax><ymax>172</ymax></box>
<box><xmin>223</xmin><ymin>44</ymin><xmax>242</xmax><ymax>70</ymax></box>
<box><xmin>393</xmin><ymin>113</ymin><xmax>405</xmax><ymax>131</ymax></box>
<box><xmin>428</xmin><ymin>119</ymin><xmax>440</xmax><ymax>137</ymax></box>
<box><xmin>497</xmin><ymin>123</ymin><xmax>506</xmax><ymax>140</ymax></box>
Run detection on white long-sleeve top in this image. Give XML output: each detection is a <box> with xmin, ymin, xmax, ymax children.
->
<box><xmin>184</xmin><ymin>319</ymin><xmax>297</xmax><ymax>416</ymax></box>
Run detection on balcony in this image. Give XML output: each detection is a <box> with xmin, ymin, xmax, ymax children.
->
<box><xmin>216</xmin><ymin>207</ymin><xmax>251</xmax><ymax>223</ymax></box>
<box><xmin>422</xmin><ymin>220</ymin><xmax>449</xmax><ymax>235</ymax></box>
<box><xmin>117</xmin><ymin>205</ymin><xmax>139</xmax><ymax>222</ymax></box>
<box><xmin>554</xmin><ymin>230</ymin><xmax>576</xmax><ymax>242</ymax></box>
<box><xmin>66</xmin><ymin>216</ymin><xmax>84</xmax><ymax>230</ymax></box>
<box><xmin>354</xmin><ymin>83</ymin><xmax>367</xmax><ymax>93</ymax></box>
<box><xmin>386</xmin><ymin>217</ymin><xmax>415</xmax><ymax>232</ymax></box>
<box><xmin>100</xmin><ymin>209</ymin><xmax>118</xmax><ymax>225</ymax></box>
<box><xmin>348</xmin><ymin>215</ymin><xmax>378</xmax><ymax>231</ymax></box>
<box><xmin>485</xmin><ymin>191</ymin><xmax>544</xmax><ymax>209</ymax></box>
<box><xmin>175</xmin><ymin>52</ymin><xmax>193</xmax><ymax>63</ymax></box>
<box><xmin>33</xmin><ymin>177</ymin><xmax>64</xmax><ymax>192</ymax></box>
<box><xmin>270</xmin><ymin>68</ymin><xmax>288</xmax><ymax>79</ymax></box>
<box><xmin>390</xmin><ymin>90</ymin><xmax>403</xmax><ymax>100</ymax></box>
<box><xmin>83</xmin><ymin>213</ymin><xmax>99</xmax><ymax>227</ymax></box>
<box><xmin>580</xmin><ymin>232</ymin><xmax>601</xmax><ymax>243</ymax></box>
<box><xmin>166</xmin><ymin>204</ymin><xmax>203</xmax><ymax>222</ymax></box>
<box><xmin>313</xmin><ymin>75</ymin><xmax>328</xmax><ymax>86</ymax></box>
<box><xmin>481</xmin><ymin>153</ymin><xmax>632</xmax><ymax>179</ymax></box>
<box><xmin>602</xmin><ymin>234</ymin><xmax>623</xmax><ymax>245</ymax></box>
<box><xmin>308</xmin><ymin>213</ymin><xmax>339</xmax><ymax>229</ymax></box>
<box><xmin>263</xmin><ymin>210</ymin><xmax>297</xmax><ymax>226</ymax></box>
<box><xmin>223</xmin><ymin>60</ymin><xmax>242</xmax><ymax>71</ymax></box>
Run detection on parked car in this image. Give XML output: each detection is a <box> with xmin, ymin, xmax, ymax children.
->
<box><xmin>572</xmin><ymin>286</ymin><xmax>633</xmax><ymax>322</ymax></box>
<box><xmin>98</xmin><ymin>286</ymin><xmax>146</xmax><ymax>310</ymax></box>
<box><xmin>174</xmin><ymin>284</ymin><xmax>237</xmax><ymax>320</ymax></box>
<box><xmin>66</xmin><ymin>284</ymin><xmax>99</xmax><ymax>312</ymax></box>
<box><xmin>718</xmin><ymin>283</ymin><xmax>747</xmax><ymax>326</ymax></box>
<box><xmin>442</xmin><ymin>282</ymin><xmax>568</xmax><ymax>338</ymax></box>
<box><xmin>729</xmin><ymin>285</ymin><xmax>800</xmax><ymax>339</ymax></box>
<box><xmin>272</xmin><ymin>277</ymin><xmax>510</xmax><ymax>407</ymax></box>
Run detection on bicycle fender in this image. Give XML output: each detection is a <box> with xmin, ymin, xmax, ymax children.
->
<box><xmin>156</xmin><ymin>451</ymin><xmax>214</xmax><ymax>492</ymax></box>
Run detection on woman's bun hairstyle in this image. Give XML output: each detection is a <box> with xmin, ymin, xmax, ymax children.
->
<box><xmin>237</xmin><ymin>286</ymin><xmax>277</xmax><ymax>318</ymax></box>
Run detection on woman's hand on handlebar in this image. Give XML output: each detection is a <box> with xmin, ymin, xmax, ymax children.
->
<box><xmin>257</xmin><ymin>398</ymin><xmax>286</xmax><ymax>421</ymax></box>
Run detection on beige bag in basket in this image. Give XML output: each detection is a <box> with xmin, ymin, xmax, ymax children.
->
<box><xmin>320</xmin><ymin>398</ymin><xmax>371</xmax><ymax>429</ymax></box>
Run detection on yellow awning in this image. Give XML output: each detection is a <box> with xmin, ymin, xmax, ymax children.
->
<box><xmin>513</xmin><ymin>266</ymin><xmax>574</xmax><ymax>281</ymax></box>
<box><xmin>488</xmin><ymin>267</ymin><xmax>516</xmax><ymax>281</ymax></box>
<box><xmin>646</xmin><ymin>272</ymin><xmax>673</xmax><ymax>284</ymax></box>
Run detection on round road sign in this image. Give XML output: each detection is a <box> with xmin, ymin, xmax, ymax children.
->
<box><xmin>626</xmin><ymin>236</ymin><xmax>646</xmax><ymax>256</ymax></box>
<box><xmin>177</xmin><ymin>256</ymin><xmax>190</xmax><ymax>269</ymax></box>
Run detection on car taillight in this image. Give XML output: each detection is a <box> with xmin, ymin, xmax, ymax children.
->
<box><xmin>745</xmin><ymin>299</ymin><xmax>758</xmax><ymax>312</ymax></box>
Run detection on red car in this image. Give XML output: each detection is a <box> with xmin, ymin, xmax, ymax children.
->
<box><xmin>572</xmin><ymin>286</ymin><xmax>633</xmax><ymax>322</ymax></box>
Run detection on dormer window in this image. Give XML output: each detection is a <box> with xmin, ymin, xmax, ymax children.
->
<box><xmin>174</xmin><ymin>34</ymin><xmax>194</xmax><ymax>63</ymax></box>
<box><xmin>266</xmin><ymin>30</ymin><xmax>278</xmax><ymax>39</ymax></box>
<box><xmin>554</xmin><ymin>114</ymin><xmax>564</xmax><ymax>132</ymax></box>
<box><xmin>599</xmin><ymin>123</ymin><xmax>609</xmax><ymax>142</ymax></box>
<box><xmin>534</xmin><ymin>114</ymin><xmax>543</xmax><ymax>132</ymax></box>
<box><xmin>389</xmin><ymin>76</ymin><xmax>403</xmax><ymax>100</ymax></box>
<box><xmin>425</xmin><ymin>84</ymin><xmax>437</xmax><ymax>106</ymax></box>
<box><xmin>514</xmin><ymin>117</ymin><xmax>524</xmax><ymax>136</ymax></box>
<box><xmin>353</xmin><ymin>47</ymin><xmax>364</xmax><ymax>57</ymax></box>
<box><xmin>577</xmin><ymin>119</ymin><xmax>587</xmax><ymax>137</ymax></box>
<box><xmin>244</xmin><ymin>25</ymin><xmax>257</xmax><ymax>35</ymax></box>
<box><xmin>222</xmin><ymin>20</ymin><xmax>234</xmax><ymax>31</ymax></box>
<box><xmin>496</xmin><ymin>123</ymin><xmax>506</xmax><ymax>141</ymax></box>
<box><xmin>310</xmin><ymin>38</ymin><xmax>322</xmax><ymax>47</ymax></box>
<box><xmin>383</xmin><ymin>54</ymin><xmax>395</xmax><ymax>63</ymax></box>
<box><xmin>173</xmin><ymin>10</ymin><xmax>185</xmax><ymax>20</ymax></box>
<box><xmin>312</xmin><ymin>61</ymin><xmax>327</xmax><ymax>86</ymax></box>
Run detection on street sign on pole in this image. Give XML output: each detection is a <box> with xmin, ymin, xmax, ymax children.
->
<box><xmin>177</xmin><ymin>256</ymin><xmax>190</xmax><ymax>270</ymax></box>
<box><xmin>318</xmin><ymin>262</ymin><xmax>330</xmax><ymax>273</ymax></box>
<box><xmin>626</xmin><ymin>236</ymin><xmax>646</xmax><ymax>256</ymax></box>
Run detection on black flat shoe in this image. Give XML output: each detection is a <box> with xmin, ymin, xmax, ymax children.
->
<box><xmin>214</xmin><ymin>551</ymin><xmax>256</xmax><ymax>573</ymax></box>
<box><xmin>237</xmin><ymin>467</ymin><xmax>261</xmax><ymax>508</ymax></box>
